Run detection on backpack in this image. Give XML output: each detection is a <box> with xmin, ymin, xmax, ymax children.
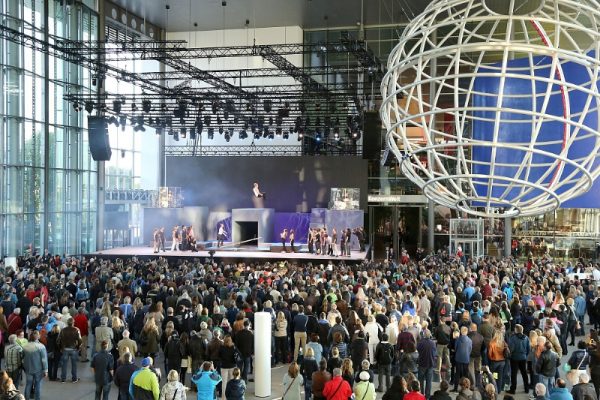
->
<box><xmin>39</xmin><ymin>327</ymin><xmax>48</xmax><ymax>346</ymax></box>
<box><xmin>379</xmin><ymin>343</ymin><xmax>394</xmax><ymax>364</ymax></box>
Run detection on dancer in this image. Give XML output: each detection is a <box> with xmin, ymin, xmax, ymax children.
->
<box><xmin>280</xmin><ymin>229</ymin><xmax>288</xmax><ymax>252</ymax></box>
<box><xmin>170</xmin><ymin>226</ymin><xmax>180</xmax><ymax>251</ymax></box>
<box><xmin>289</xmin><ymin>229</ymin><xmax>295</xmax><ymax>253</ymax></box>
<box><xmin>331</xmin><ymin>228</ymin><xmax>338</xmax><ymax>256</ymax></box>
<box><xmin>217</xmin><ymin>223</ymin><xmax>227</xmax><ymax>248</ymax></box>
<box><xmin>152</xmin><ymin>228</ymin><xmax>159</xmax><ymax>254</ymax></box>
<box><xmin>158</xmin><ymin>227</ymin><xmax>166</xmax><ymax>252</ymax></box>
<box><xmin>252</xmin><ymin>182</ymin><xmax>265</xmax><ymax>199</ymax></box>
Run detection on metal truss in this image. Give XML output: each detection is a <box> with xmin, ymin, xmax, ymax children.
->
<box><xmin>105</xmin><ymin>189</ymin><xmax>156</xmax><ymax>204</ymax></box>
<box><xmin>165</xmin><ymin>144</ymin><xmax>361</xmax><ymax>157</ymax></box>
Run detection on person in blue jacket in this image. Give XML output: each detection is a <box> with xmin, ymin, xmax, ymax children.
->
<box><xmin>192</xmin><ymin>361</ymin><xmax>223</xmax><ymax>400</ymax></box>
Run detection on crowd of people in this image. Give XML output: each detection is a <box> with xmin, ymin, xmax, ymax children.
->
<box><xmin>0</xmin><ymin>250</ymin><xmax>597</xmax><ymax>400</ymax></box>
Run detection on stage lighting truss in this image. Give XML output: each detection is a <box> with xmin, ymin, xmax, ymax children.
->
<box><xmin>0</xmin><ymin>17</ymin><xmax>380</xmax><ymax>155</ymax></box>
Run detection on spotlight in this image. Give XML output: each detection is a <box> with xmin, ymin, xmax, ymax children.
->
<box><xmin>84</xmin><ymin>101</ymin><xmax>94</xmax><ymax>113</ymax></box>
<box><xmin>352</xmin><ymin>130</ymin><xmax>362</xmax><ymax>140</ymax></box>
<box><xmin>263</xmin><ymin>99</ymin><xmax>272</xmax><ymax>113</ymax></box>
<box><xmin>254</xmin><ymin>130</ymin><xmax>261</xmax><ymax>140</ymax></box>
<box><xmin>315</xmin><ymin>130</ymin><xmax>322</xmax><ymax>142</ymax></box>
<box><xmin>276</xmin><ymin>127</ymin><xmax>282</xmax><ymax>137</ymax></box>
<box><xmin>113</xmin><ymin>100</ymin><xmax>122</xmax><ymax>114</ymax></box>
<box><xmin>72</xmin><ymin>102</ymin><xmax>81</xmax><ymax>112</ymax></box>
<box><xmin>180</xmin><ymin>127</ymin><xmax>187</xmax><ymax>139</ymax></box>
<box><xmin>107</xmin><ymin>116</ymin><xmax>119</xmax><ymax>126</ymax></box>
<box><xmin>189</xmin><ymin>127</ymin><xmax>197</xmax><ymax>140</ymax></box>
<box><xmin>268</xmin><ymin>116</ymin><xmax>273</xmax><ymax>126</ymax></box>
<box><xmin>204</xmin><ymin>115</ymin><xmax>211</xmax><ymax>126</ymax></box>
<box><xmin>334</xmin><ymin>127</ymin><xmax>340</xmax><ymax>141</ymax></box>
<box><xmin>142</xmin><ymin>100</ymin><xmax>152</xmax><ymax>113</ymax></box>
<box><xmin>297</xmin><ymin>129</ymin><xmax>304</xmax><ymax>140</ymax></box>
<box><xmin>207</xmin><ymin>127</ymin><xmax>214</xmax><ymax>139</ymax></box>
<box><xmin>283</xmin><ymin>129</ymin><xmax>290</xmax><ymax>140</ymax></box>
<box><xmin>239</xmin><ymin>129</ymin><xmax>248</xmax><ymax>140</ymax></box>
<box><xmin>131</xmin><ymin>102</ymin><xmax>137</xmax><ymax>112</ymax></box>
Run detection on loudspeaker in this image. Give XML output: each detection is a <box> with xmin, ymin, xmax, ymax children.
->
<box><xmin>88</xmin><ymin>116</ymin><xmax>112</xmax><ymax>161</ymax></box>
<box><xmin>363</xmin><ymin>111</ymin><xmax>382</xmax><ymax>160</ymax></box>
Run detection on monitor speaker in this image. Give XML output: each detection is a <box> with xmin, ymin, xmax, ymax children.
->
<box><xmin>88</xmin><ymin>116</ymin><xmax>112</xmax><ymax>161</ymax></box>
<box><xmin>363</xmin><ymin>111</ymin><xmax>382</xmax><ymax>160</ymax></box>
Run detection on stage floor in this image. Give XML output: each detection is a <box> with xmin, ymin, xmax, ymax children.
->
<box><xmin>87</xmin><ymin>246</ymin><xmax>368</xmax><ymax>263</ymax></box>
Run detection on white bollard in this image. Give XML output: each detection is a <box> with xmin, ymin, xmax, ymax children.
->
<box><xmin>254</xmin><ymin>312</ymin><xmax>272</xmax><ymax>398</ymax></box>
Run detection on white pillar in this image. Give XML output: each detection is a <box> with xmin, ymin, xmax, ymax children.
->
<box><xmin>254</xmin><ymin>312</ymin><xmax>272</xmax><ymax>398</ymax></box>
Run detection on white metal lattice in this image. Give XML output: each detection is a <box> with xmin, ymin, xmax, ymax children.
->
<box><xmin>380</xmin><ymin>0</ymin><xmax>600</xmax><ymax>218</ymax></box>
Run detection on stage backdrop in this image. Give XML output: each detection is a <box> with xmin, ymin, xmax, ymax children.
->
<box><xmin>165</xmin><ymin>156</ymin><xmax>369</xmax><ymax>213</ymax></box>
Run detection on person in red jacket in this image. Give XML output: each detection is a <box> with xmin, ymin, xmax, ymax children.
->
<box><xmin>73</xmin><ymin>307</ymin><xmax>89</xmax><ymax>362</ymax></box>
<box><xmin>7</xmin><ymin>309</ymin><xmax>22</xmax><ymax>335</ymax></box>
<box><xmin>404</xmin><ymin>380</ymin><xmax>426</xmax><ymax>400</ymax></box>
<box><xmin>323</xmin><ymin>368</ymin><xmax>352</xmax><ymax>400</ymax></box>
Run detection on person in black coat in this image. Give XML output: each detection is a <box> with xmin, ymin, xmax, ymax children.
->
<box><xmin>233</xmin><ymin>321</ymin><xmax>254</xmax><ymax>382</ymax></box>
<box><xmin>164</xmin><ymin>333</ymin><xmax>183</xmax><ymax>378</ymax></box>
<box><xmin>113</xmin><ymin>352</ymin><xmax>139</xmax><ymax>400</ymax></box>
<box><xmin>350</xmin><ymin>331</ymin><xmax>369</xmax><ymax>370</ymax></box>
<box><xmin>430</xmin><ymin>380</ymin><xmax>453</xmax><ymax>400</ymax></box>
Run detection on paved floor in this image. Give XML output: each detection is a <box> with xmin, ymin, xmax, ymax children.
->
<box><xmin>30</xmin><ymin>334</ymin><xmax>582</xmax><ymax>400</ymax></box>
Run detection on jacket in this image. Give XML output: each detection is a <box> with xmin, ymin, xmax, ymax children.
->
<box><xmin>508</xmin><ymin>333</ymin><xmax>530</xmax><ymax>361</ymax></box>
<box><xmin>117</xmin><ymin>338</ymin><xmax>138</xmax><ymax>357</ymax></box>
<box><xmin>488</xmin><ymin>340</ymin><xmax>506</xmax><ymax>362</ymax></box>
<box><xmin>456</xmin><ymin>388</ymin><xmax>482</xmax><ymax>400</ymax></box>
<box><xmin>311</xmin><ymin>370</ymin><xmax>331</xmax><ymax>398</ymax></box>
<box><xmin>164</xmin><ymin>337</ymin><xmax>183</xmax><ymax>368</ymax></box>
<box><xmin>405</xmin><ymin>391</ymin><xmax>426</xmax><ymax>400</ymax></box>
<box><xmin>322</xmin><ymin>376</ymin><xmax>352</xmax><ymax>400</ymax></box>
<box><xmin>399</xmin><ymin>351</ymin><xmax>419</xmax><ymax>375</ymax></box>
<box><xmin>282</xmin><ymin>373</ymin><xmax>304</xmax><ymax>400</ymax></box>
<box><xmin>58</xmin><ymin>326</ymin><xmax>82</xmax><ymax>350</ymax></box>
<box><xmin>225</xmin><ymin>377</ymin><xmax>246</xmax><ymax>400</ymax></box>
<box><xmin>192</xmin><ymin>370</ymin><xmax>222</xmax><ymax>400</ymax></box>
<box><xmin>537</xmin><ymin>349</ymin><xmax>559</xmax><ymax>377</ymax></box>
<box><xmin>434</xmin><ymin>325</ymin><xmax>451</xmax><ymax>345</ymax></box>
<box><xmin>73</xmin><ymin>313</ymin><xmax>88</xmax><ymax>336</ymax></box>
<box><xmin>129</xmin><ymin>367</ymin><xmax>160</xmax><ymax>400</ymax></box>
<box><xmin>140</xmin><ymin>328</ymin><xmax>159</xmax><ymax>355</ymax></box>
<box><xmin>95</xmin><ymin>326</ymin><xmax>114</xmax><ymax>352</ymax></box>
<box><xmin>274</xmin><ymin>319</ymin><xmax>288</xmax><ymax>337</ymax></box>
<box><xmin>468</xmin><ymin>331</ymin><xmax>485</xmax><ymax>358</ymax></box>
<box><xmin>22</xmin><ymin>341</ymin><xmax>48</xmax><ymax>374</ymax></box>
<box><xmin>354</xmin><ymin>381</ymin><xmax>376</xmax><ymax>400</ymax></box>
<box><xmin>159</xmin><ymin>380</ymin><xmax>186</xmax><ymax>400</ymax></box>
<box><xmin>549</xmin><ymin>387</ymin><xmax>574</xmax><ymax>400</ymax></box>
<box><xmin>234</xmin><ymin>329</ymin><xmax>254</xmax><ymax>358</ymax></box>
<box><xmin>113</xmin><ymin>362</ymin><xmax>138</xmax><ymax>394</ymax></box>
<box><xmin>219</xmin><ymin>345</ymin><xmax>237</xmax><ymax>369</ymax></box>
<box><xmin>568</xmin><ymin>350</ymin><xmax>590</xmax><ymax>370</ymax></box>
<box><xmin>375</xmin><ymin>342</ymin><xmax>395</xmax><ymax>366</ymax></box>
<box><xmin>301</xmin><ymin>357</ymin><xmax>318</xmax><ymax>381</ymax></box>
<box><xmin>430</xmin><ymin>390</ymin><xmax>452</xmax><ymax>400</ymax></box>
<box><xmin>455</xmin><ymin>335</ymin><xmax>472</xmax><ymax>364</ymax></box>
<box><xmin>571</xmin><ymin>382</ymin><xmax>597</xmax><ymax>400</ymax></box>
<box><xmin>416</xmin><ymin>338</ymin><xmax>437</xmax><ymax>368</ymax></box>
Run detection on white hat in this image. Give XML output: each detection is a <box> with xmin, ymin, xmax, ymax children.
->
<box><xmin>359</xmin><ymin>371</ymin><xmax>370</xmax><ymax>381</ymax></box>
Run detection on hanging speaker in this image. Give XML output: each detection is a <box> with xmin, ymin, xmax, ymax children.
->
<box><xmin>88</xmin><ymin>116</ymin><xmax>112</xmax><ymax>161</ymax></box>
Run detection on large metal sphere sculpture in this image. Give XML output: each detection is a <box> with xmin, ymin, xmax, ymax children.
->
<box><xmin>381</xmin><ymin>0</ymin><xmax>600</xmax><ymax>218</ymax></box>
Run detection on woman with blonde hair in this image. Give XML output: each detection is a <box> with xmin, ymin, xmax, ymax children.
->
<box><xmin>274</xmin><ymin>311</ymin><xmax>288</xmax><ymax>365</ymax></box>
<box><xmin>487</xmin><ymin>331</ymin><xmax>507</xmax><ymax>393</ymax></box>
<box><xmin>282</xmin><ymin>362</ymin><xmax>303</xmax><ymax>400</ymax></box>
<box><xmin>140</xmin><ymin>317</ymin><xmax>160</xmax><ymax>358</ymax></box>
<box><xmin>159</xmin><ymin>369</ymin><xmax>186</xmax><ymax>400</ymax></box>
<box><xmin>341</xmin><ymin>358</ymin><xmax>354</xmax><ymax>387</ymax></box>
<box><xmin>528</xmin><ymin>330</ymin><xmax>539</xmax><ymax>387</ymax></box>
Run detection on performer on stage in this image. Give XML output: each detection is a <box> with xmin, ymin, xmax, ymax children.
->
<box><xmin>152</xmin><ymin>228</ymin><xmax>160</xmax><ymax>254</ymax></box>
<box><xmin>289</xmin><ymin>229</ymin><xmax>295</xmax><ymax>253</ymax></box>
<box><xmin>187</xmin><ymin>225</ymin><xmax>197</xmax><ymax>252</ymax></box>
<box><xmin>280</xmin><ymin>228</ymin><xmax>288</xmax><ymax>252</ymax></box>
<box><xmin>253</xmin><ymin>182</ymin><xmax>265</xmax><ymax>198</ymax></box>
<box><xmin>170</xmin><ymin>225</ymin><xmax>180</xmax><ymax>251</ymax></box>
<box><xmin>158</xmin><ymin>227</ymin><xmax>166</xmax><ymax>252</ymax></box>
<box><xmin>217</xmin><ymin>223</ymin><xmax>227</xmax><ymax>248</ymax></box>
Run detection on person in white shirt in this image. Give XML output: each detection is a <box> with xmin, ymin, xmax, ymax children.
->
<box><xmin>170</xmin><ymin>226</ymin><xmax>180</xmax><ymax>251</ymax></box>
<box><xmin>217</xmin><ymin>224</ymin><xmax>227</xmax><ymax>248</ymax></box>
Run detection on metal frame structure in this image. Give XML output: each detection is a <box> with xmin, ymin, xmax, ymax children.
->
<box><xmin>380</xmin><ymin>0</ymin><xmax>600</xmax><ymax>218</ymax></box>
<box><xmin>449</xmin><ymin>218</ymin><xmax>485</xmax><ymax>260</ymax></box>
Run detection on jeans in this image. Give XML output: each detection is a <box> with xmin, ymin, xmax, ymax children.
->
<box><xmin>8</xmin><ymin>369</ymin><xmax>21</xmax><ymax>389</ymax></box>
<box><xmin>242</xmin><ymin>356</ymin><xmax>252</xmax><ymax>381</ymax></box>
<box><xmin>304</xmin><ymin>379</ymin><xmax>312</xmax><ymax>400</ymax></box>
<box><xmin>61</xmin><ymin>348</ymin><xmax>79</xmax><ymax>381</ymax></box>
<box><xmin>25</xmin><ymin>371</ymin><xmax>43</xmax><ymax>400</ymax></box>
<box><xmin>95</xmin><ymin>382</ymin><xmax>111</xmax><ymax>400</ymax></box>
<box><xmin>418</xmin><ymin>367</ymin><xmax>434</xmax><ymax>399</ymax></box>
<box><xmin>489</xmin><ymin>360</ymin><xmax>506</xmax><ymax>393</ymax></box>
<box><xmin>469</xmin><ymin>356</ymin><xmax>482</xmax><ymax>389</ymax></box>
<box><xmin>377</xmin><ymin>364</ymin><xmax>391</xmax><ymax>392</ymax></box>
<box><xmin>539</xmin><ymin>375</ymin><xmax>554</xmax><ymax>399</ymax></box>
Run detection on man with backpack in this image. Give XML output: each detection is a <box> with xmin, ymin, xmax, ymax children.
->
<box><xmin>375</xmin><ymin>333</ymin><xmax>394</xmax><ymax>392</ymax></box>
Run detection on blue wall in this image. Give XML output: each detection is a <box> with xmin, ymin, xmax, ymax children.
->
<box><xmin>472</xmin><ymin>53</ymin><xmax>600</xmax><ymax>208</ymax></box>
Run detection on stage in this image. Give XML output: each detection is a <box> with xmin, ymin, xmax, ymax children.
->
<box><xmin>86</xmin><ymin>245</ymin><xmax>369</xmax><ymax>263</ymax></box>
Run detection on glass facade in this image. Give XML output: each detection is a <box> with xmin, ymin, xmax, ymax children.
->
<box><xmin>0</xmin><ymin>0</ymin><xmax>97</xmax><ymax>256</ymax></box>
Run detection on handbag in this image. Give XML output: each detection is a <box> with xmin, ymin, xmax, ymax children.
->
<box><xmin>563</xmin><ymin>350</ymin><xmax>587</xmax><ymax>373</ymax></box>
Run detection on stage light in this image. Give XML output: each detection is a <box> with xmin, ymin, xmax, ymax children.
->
<box><xmin>353</xmin><ymin>130</ymin><xmax>362</xmax><ymax>140</ymax></box>
<box><xmin>113</xmin><ymin>100</ymin><xmax>122</xmax><ymax>114</ymax></box>
<box><xmin>203</xmin><ymin>115</ymin><xmax>211</xmax><ymax>126</ymax></box>
<box><xmin>131</xmin><ymin>102</ymin><xmax>138</xmax><ymax>112</ymax></box>
<box><xmin>283</xmin><ymin>130</ymin><xmax>290</xmax><ymax>140</ymax></box>
<box><xmin>180</xmin><ymin>127</ymin><xmax>187</xmax><ymax>139</ymax></box>
<box><xmin>217</xmin><ymin>116</ymin><xmax>222</xmax><ymax>125</ymax></box>
<box><xmin>315</xmin><ymin>130</ymin><xmax>322</xmax><ymax>142</ymax></box>
<box><xmin>107</xmin><ymin>116</ymin><xmax>119</xmax><ymax>126</ymax></box>
<box><xmin>219</xmin><ymin>127</ymin><xmax>224</xmax><ymax>135</ymax></box>
<box><xmin>239</xmin><ymin>129</ymin><xmax>248</xmax><ymax>139</ymax></box>
<box><xmin>156</xmin><ymin>127</ymin><xmax>163</xmax><ymax>136</ymax></box>
<box><xmin>276</xmin><ymin>127</ymin><xmax>282</xmax><ymax>137</ymax></box>
<box><xmin>207</xmin><ymin>127</ymin><xmax>214</xmax><ymax>139</ymax></box>
<box><xmin>189</xmin><ymin>127</ymin><xmax>197</xmax><ymax>140</ymax></box>
<box><xmin>84</xmin><ymin>101</ymin><xmax>94</xmax><ymax>113</ymax></box>
<box><xmin>72</xmin><ymin>102</ymin><xmax>81</xmax><ymax>112</ymax></box>
<box><xmin>142</xmin><ymin>100</ymin><xmax>152</xmax><ymax>113</ymax></box>
<box><xmin>298</xmin><ymin>129</ymin><xmax>304</xmax><ymax>140</ymax></box>
<box><xmin>264</xmin><ymin>99</ymin><xmax>272</xmax><ymax>113</ymax></box>
<box><xmin>334</xmin><ymin>127</ymin><xmax>340</xmax><ymax>141</ymax></box>
<box><xmin>254</xmin><ymin>130</ymin><xmax>261</xmax><ymax>140</ymax></box>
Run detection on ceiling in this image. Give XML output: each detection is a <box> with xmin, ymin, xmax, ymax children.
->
<box><xmin>109</xmin><ymin>0</ymin><xmax>430</xmax><ymax>32</ymax></box>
